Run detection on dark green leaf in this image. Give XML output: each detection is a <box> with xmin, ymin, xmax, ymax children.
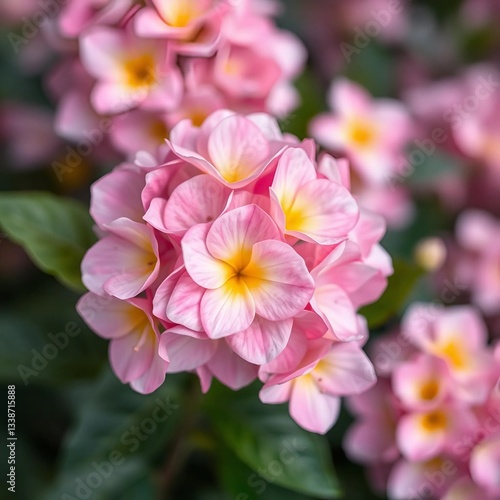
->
<box><xmin>205</xmin><ymin>382</ymin><xmax>341</xmax><ymax>499</ymax></box>
<box><xmin>218</xmin><ymin>444</ymin><xmax>315</xmax><ymax>500</ymax></box>
<box><xmin>0</xmin><ymin>311</ymin><xmax>105</xmax><ymax>386</ymax></box>
<box><xmin>0</xmin><ymin>192</ymin><xmax>96</xmax><ymax>291</ymax></box>
<box><xmin>360</xmin><ymin>259</ymin><xmax>424</xmax><ymax>328</ymax></box>
<box><xmin>43</xmin><ymin>369</ymin><xmax>184</xmax><ymax>500</ymax></box>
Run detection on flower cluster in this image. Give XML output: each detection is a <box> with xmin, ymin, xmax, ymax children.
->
<box><xmin>76</xmin><ymin>110</ymin><xmax>392</xmax><ymax>432</ymax></box>
<box><xmin>48</xmin><ymin>0</ymin><xmax>305</xmax><ymax>162</ymax></box>
<box><xmin>345</xmin><ymin>303</ymin><xmax>500</xmax><ymax>499</ymax></box>
<box><xmin>309</xmin><ymin>78</ymin><xmax>415</xmax><ymax>229</ymax></box>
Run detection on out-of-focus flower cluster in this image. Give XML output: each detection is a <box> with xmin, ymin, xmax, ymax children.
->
<box><xmin>345</xmin><ymin>303</ymin><xmax>500</xmax><ymax>499</ymax></box>
<box><xmin>76</xmin><ymin>109</ymin><xmax>393</xmax><ymax>433</ymax></box>
<box><xmin>1</xmin><ymin>0</ymin><xmax>305</xmax><ymax>170</ymax></box>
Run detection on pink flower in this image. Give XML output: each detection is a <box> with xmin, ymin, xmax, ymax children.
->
<box><xmin>344</xmin><ymin>378</ymin><xmax>401</xmax><ymax>464</ymax></box>
<box><xmin>80</xmin><ymin>25</ymin><xmax>182</xmax><ymax>114</ymax></box>
<box><xmin>135</xmin><ymin>0</ymin><xmax>218</xmax><ymax>40</ymax></box>
<box><xmin>345</xmin><ymin>304</ymin><xmax>500</xmax><ymax>499</ymax></box>
<box><xmin>260</xmin><ymin>329</ymin><xmax>376</xmax><ymax>434</ymax></box>
<box><xmin>178</xmin><ymin>204</ymin><xmax>314</xmax><ymax>357</ymax></box>
<box><xmin>81</xmin><ymin>218</ymin><xmax>164</xmax><ymax>300</ymax></box>
<box><xmin>402</xmin><ymin>304</ymin><xmax>494</xmax><ymax>403</ymax></box>
<box><xmin>269</xmin><ymin>147</ymin><xmax>359</xmax><ymax>244</ymax></box>
<box><xmin>76</xmin><ymin>109</ymin><xmax>389</xmax><ymax>422</ymax></box>
<box><xmin>310</xmin><ymin>78</ymin><xmax>413</xmax><ymax>185</ymax></box>
<box><xmin>77</xmin><ymin>293</ymin><xmax>168</xmax><ymax>393</ymax></box>
<box><xmin>58</xmin><ymin>0</ymin><xmax>134</xmax><ymax>38</ymax></box>
<box><xmin>167</xmin><ymin>110</ymin><xmax>284</xmax><ymax>188</ymax></box>
<box><xmin>303</xmin><ymin>241</ymin><xmax>389</xmax><ymax>341</ymax></box>
<box><xmin>456</xmin><ymin>210</ymin><xmax>500</xmax><ymax>315</ymax></box>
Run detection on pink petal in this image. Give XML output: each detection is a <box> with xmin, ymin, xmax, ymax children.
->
<box><xmin>289</xmin><ymin>377</ymin><xmax>341</xmax><ymax>434</ymax></box>
<box><xmin>200</xmin><ymin>278</ymin><xmax>256</xmax><ymax>338</ymax></box>
<box><xmin>207</xmin><ymin>342</ymin><xmax>258</xmax><ymax>390</ymax></box>
<box><xmin>311</xmin><ymin>283</ymin><xmax>360</xmax><ymax>341</ymax></box>
<box><xmin>90</xmin><ymin>166</ymin><xmax>145</xmax><ymax>228</ymax></box>
<box><xmin>77</xmin><ymin>293</ymin><xmax>145</xmax><ymax>339</ymax></box>
<box><xmin>207</xmin><ymin>205</ymin><xmax>281</xmax><ymax>260</ymax></box>
<box><xmin>162</xmin><ymin>175</ymin><xmax>228</xmax><ymax>234</ymax></box>
<box><xmin>396</xmin><ymin>412</ymin><xmax>447</xmax><ymax>461</ymax></box>
<box><xmin>206</xmin><ymin>204</ymin><xmax>281</xmax><ymax>264</ymax></box>
<box><xmin>166</xmin><ymin>271</ymin><xmax>204</xmax><ymax>331</ymax></box>
<box><xmin>207</xmin><ymin>115</ymin><xmax>270</xmax><ymax>185</ymax></box>
<box><xmin>244</xmin><ymin>240</ymin><xmax>315</xmax><ymax>321</ymax></box>
<box><xmin>129</xmin><ymin>349</ymin><xmax>169</xmax><ymax>394</ymax></box>
<box><xmin>259</xmin><ymin>380</ymin><xmax>292</xmax><ymax>404</ymax></box>
<box><xmin>109</xmin><ymin>322</ymin><xmax>156</xmax><ymax>383</ymax></box>
<box><xmin>81</xmin><ymin>225</ymin><xmax>159</xmax><ymax>300</ymax></box>
<box><xmin>226</xmin><ymin>316</ymin><xmax>293</xmax><ymax>364</ymax></box>
<box><xmin>344</xmin><ymin>419</ymin><xmax>399</xmax><ymax>464</ymax></box>
<box><xmin>160</xmin><ymin>330</ymin><xmax>217</xmax><ymax>372</ymax></box>
<box><xmin>312</xmin><ymin>343</ymin><xmax>376</xmax><ymax>396</ymax></box>
<box><xmin>182</xmin><ymin>222</ymin><xmax>234</xmax><ymax>289</ymax></box>
<box><xmin>79</xmin><ymin>27</ymin><xmax>124</xmax><ymax>80</ymax></box>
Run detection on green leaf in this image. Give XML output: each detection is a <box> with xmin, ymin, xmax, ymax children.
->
<box><xmin>43</xmin><ymin>369</ymin><xmax>185</xmax><ymax>500</ymax></box>
<box><xmin>280</xmin><ymin>71</ymin><xmax>326</xmax><ymax>139</ymax></box>
<box><xmin>406</xmin><ymin>149</ymin><xmax>465</xmax><ymax>187</ymax></box>
<box><xmin>205</xmin><ymin>382</ymin><xmax>341</xmax><ymax>499</ymax></box>
<box><xmin>360</xmin><ymin>259</ymin><xmax>424</xmax><ymax>328</ymax></box>
<box><xmin>0</xmin><ymin>192</ymin><xmax>96</xmax><ymax>291</ymax></box>
<box><xmin>0</xmin><ymin>310</ymin><xmax>106</xmax><ymax>386</ymax></box>
<box><xmin>217</xmin><ymin>445</ymin><xmax>315</xmax><ymax>500</ymax></box>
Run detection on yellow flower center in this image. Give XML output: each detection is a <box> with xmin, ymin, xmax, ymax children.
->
<box><xmin>419</xmin><ymin>379</ymin><xmax>439</xmax><ymax>401</ymax></box>
<box><xmin>346</xmin><ymin>118</ymin><xmax>377</xmax><ymax>148</ymax></box>
<box><xmin>124</xmin><ymin>54</ymin><xmax>156</xmax><ymax>89</ymax></box>
<box><xmin>420</xmin><ymin>410</ymin><xmax>448</xmax><ymax>432</ymax></box>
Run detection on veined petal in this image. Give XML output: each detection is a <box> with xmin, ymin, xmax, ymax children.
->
<box><xmin>207</xmin><ymin>341</ymin><xmax>258</xmax><ymax>390</ymax></box>
<box><xmin>311</xmin><ymin>283</ymin><xmax>360</xmax><ymax>341</ymax></box>
<box><xmin>311</xmin><ymin>343</ymin><xmax>376</xmax><ymax>396</ymax></box>
<box><xmin>161</xmin><ymin>330</ymin><xmax>217</xmax><ymax>372</ymax></box>
<box><xmin>166</xmin><ymin>271</ymin><xmax>204</xmax><ymax>331</ymax></box>
<box><xmin>82</xmin><ymin>228</ymin><xmax>158</xmax><ymax>300</ymax></box>
<box><xmin>226</xmin><ymin>317</ymin><xmax>293</xmax><ymax>364</ymax></box>
<box><xmin>243</xmin><ymin>240</ymin><xmax>314</xmax><ymax>321</ymax></box>
<box><xmin>207</xmin><ymin>115</ymin><xmax>270</xmax><ymax>184</ymax></box>
<box><xmin>162</xmin><ymin>175</ymin><xmax>228</xmax><ymax>234</ymax></box>
<box><xmin>77</xmin><ymin>293</ymin><xmax>145</xmax><ymax>339</ymax></box>
<box><xmin>201</xmin><ymin>277</ymin><xmax>255</xmax><ymax>338</ymax></box>
<box><xmin>182</xmin><ymin>222</ymin><xmax>234</xmax><ymax>288</ymax></box>
<box><xmin>130</xmin><ymin>350</ymin><xmax>169</xmax><ymax>394</ymax></box>
<box><xmin>206</xmin><ymin>204</ymin><xmax>281</xmax><ymax>267</ymax></box>
<box><xmin>289</xmin><ymin>376</ymin><xmax>341</xmax><ymax>434</ymax></box>
<box><xmin>259</xmin><ymin>380</ymin><xmax>292</xmax><ymax>404</ymax></box>
<box><xmin>109</xmin><ymin>321</ymin><xmax>156</xmax><ymax>383</ymax></box>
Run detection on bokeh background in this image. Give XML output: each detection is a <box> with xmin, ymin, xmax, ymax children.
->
<box><xmin>1</xmin><ymin>0</ymin><xmax>500</xmax><ymax>498</ymax></box>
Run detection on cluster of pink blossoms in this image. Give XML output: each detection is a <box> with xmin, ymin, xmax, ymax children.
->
<box><xmin>46</xmin><ymin>0</ymin><xmax>305</xmax><ymax>162</ymax></box>
<box><xmin>345</xmin><ymin>303</ymin><xmax>500</xmax><ymax>499</ymax></box>
<box><xmin>310</xmin><ymin>78</ymin><xmax>416</xmax><ymax>229</ymax></box>
<box><xmin>76</xmin><ymin>109</ymin><xmax>392</xmax><ymax>433</ymax></box>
